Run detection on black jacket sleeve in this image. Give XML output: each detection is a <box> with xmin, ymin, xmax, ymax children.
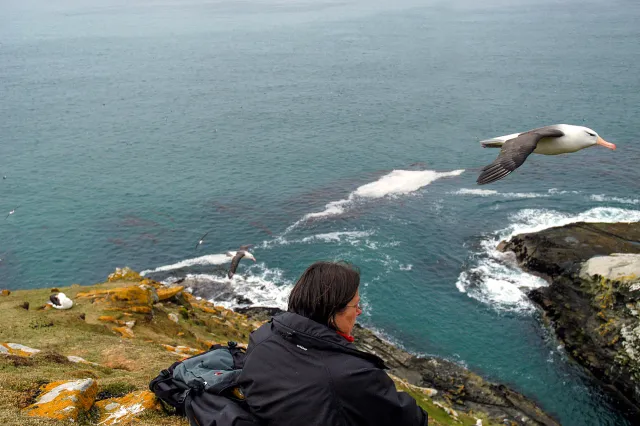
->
<box><xmin>333</xmin><ymin>366</ymin><xmax>428</xmax><ymax>426</ymax></box>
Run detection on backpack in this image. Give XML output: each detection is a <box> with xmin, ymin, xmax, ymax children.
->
<box><xmin>149</xmin><ymin>341</ymin><xmax>261</xmax><ymax>426</ymax></box>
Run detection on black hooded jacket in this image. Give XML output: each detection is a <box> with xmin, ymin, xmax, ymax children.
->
<box><xmin>238</xmin><ymin>312</ymin><xmax>428</xmax><ymax>426</ymax></box>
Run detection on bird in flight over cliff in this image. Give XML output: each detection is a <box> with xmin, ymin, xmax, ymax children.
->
<box><xmin>226</xmin><ymin>245</ymin><xmax>256</xmax><ymax>279</ymax></box>
<box><xmin>477</xmin><ymin>124</ymin><xmax>616</xmax><ymax>185</ymax></box>
<box><xmin>5</xmin><ymin>205</ymin><xmax>20</xmax><ymax>219</ymax></box>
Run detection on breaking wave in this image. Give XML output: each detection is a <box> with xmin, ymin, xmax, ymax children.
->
<box><xmin>286</xmin><ymin>169</ymin><xmax>464</xmax><ymax>231</ymax></box>
<box><xmin>590</xmin><ymin>194</ymin><xmax>640</xmax><ymax>205</ymax></box>
<box><xmin>456</xmin><ymin>207</ymin><xmax>640</xmax><ymax>312</ymax></box>
<box><xmin>140</xmin><ymin>253</ymin><xmax>232</xmax><ymax>275</ymax></box>
<box><xmin>166</xmin><ymin>264</ymin><xmax>292</xmax><ymax>311</ymax></box>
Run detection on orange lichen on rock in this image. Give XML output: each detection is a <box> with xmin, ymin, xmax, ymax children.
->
<box><xmin>161</xmin><ymin>344</ymin><xmax>203</xmax><ymax>357</ymax></box>
<box><xmin>0</xmin><ymin>342</ymin><xmax>41</xmax><ymax>357</ymax></box>
<box><xmin>196</xmin><ymin>303</ymin><xmax>219</xmax><ymax>314</ymax></box>
<box><xmin>156</xmin><ymin>286</ymin><xmax>184</xmax><ymax>301</ymax></box>
<box><xmin>98</xmin><ymin>316</ymin><xmax>125</xmax><ymax>325</ymax></box>
<box><xmin>113</xmin><ymin>326</ymin><xmax>135</xmax><ymax>339</ymax></box>
<box><xmin>76</xmin><ymin>285</ymin><xmax>157</xmax><ymax>317</ymax></box>
<box><xmin>95</xmin><ymin>390</ymin><xmax>161</xmax><ymax>425</ymax></box>
<box><xmin>1</xmin><ymin>289</ymin><xmax>10</xmax><ymax>296</ymax></box>
<box><xmin>77</xmin><ymin>286</ymin><xmax>156</xmax><ymax>304</ymax></box>
<box><xmin>23</xmin><ymin>378</ymin><xmax>97</xmax><ymax>421</ymax></box>
<box><xmin>107</xmin><ymin>267</ymin><xmax>142</xmax><ymax>282</ymax></box>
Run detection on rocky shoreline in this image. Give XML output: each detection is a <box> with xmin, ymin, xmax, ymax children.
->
<box><xmin>498</xmin><ymin>221</ymin><xmax>640</xmax><ymax>419</ymax></box>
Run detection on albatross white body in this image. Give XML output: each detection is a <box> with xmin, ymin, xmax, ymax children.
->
<box><xmin>49</xmin><ymin>292</ymin><xmax>74</xmax><ymax>310</ymax></box>
<box><xmin>477</xmin><ymin>124</ymin><xmax>616</xmax><ymax>185</ymax></box>
<box><xmin>481</xmin><ymin>124</ymin><xmax>615</xmax><ymax>155</ymax></box>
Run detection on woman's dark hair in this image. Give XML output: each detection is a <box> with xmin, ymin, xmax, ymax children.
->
<box><xmin>288</xmin><ymin>261</ymin><xmax>360</xmax><ymax>329</ymax></box>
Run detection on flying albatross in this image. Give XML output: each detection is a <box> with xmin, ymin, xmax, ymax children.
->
<box><xmin>226</xmin><ymin>245</ymin><xmax>256</xmax><ymax>279</ymax></box>
<box><xmin>195</xmin><ymin>231</ymin><xmax>211</xmax><ymax>250</ymax></box>
<box><xmin>477</xmin><ymin>124</ymin><xmax>616</xmax><ymax>185</ymax></box>
<box><xmin>5</xmin><ymin>205</ymin><xmax>20</xmax><ymax>219</ymax></box>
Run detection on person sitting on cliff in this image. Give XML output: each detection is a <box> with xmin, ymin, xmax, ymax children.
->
<box><xmin>238</xmin><ymin>261</ymin><xmax>429</xmax><ymax>426</ymax></box>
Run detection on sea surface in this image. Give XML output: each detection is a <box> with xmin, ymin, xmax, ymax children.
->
<box><xmin>2</xmin><ymin>0</ymin><xmax>639</xmax><ymax>424</ymax></box>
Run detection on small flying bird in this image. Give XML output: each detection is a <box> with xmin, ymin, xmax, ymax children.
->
<box><xmin>2</xmin><ymin>176</ymin><xmax>6</xmax><ymax>180</ymax></box>
<box><xmin>226</xmin><ymin>246</ymin><xmax>256</xmax><ymax>279</ymax></box>
<box><xmin>5</xmin><ymin>205</ymin><xmax>20</xmax><ymax>219</ymax></box>
<box><xmin>195</xmin><ymin>231</ymin><xmax>211</xmax><ymax>250</ymax></box>
<box><xmin>477</xmin><ymin>124</ymin><xmax>616</xmax><ymax>185</ymax></box>
<box><xmin>48</xmin><ymin>292</ymin><xmax>74</xmax><ymax>310</ymax></box>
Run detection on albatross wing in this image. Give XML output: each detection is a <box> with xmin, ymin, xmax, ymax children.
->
<box><xmin>477</xmin><ymin>127</ymin><xmax>564</xmax><ymax>185</ymax></box>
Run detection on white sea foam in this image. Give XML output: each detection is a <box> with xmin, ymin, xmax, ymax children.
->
<box><xmin>171</xmin><ymin>264</ymin><xmax>293</xmax><ymax>311</ymax></box>
<box><xmin>286</xmin><ymin>169</ymin><xmax>464</xmax><ymax>231</ymax></box>
<box><xmin>453</xmin><ymin>188</ymin><xmax>547</xmax><ymax>199</ymax></box>
<box><xmin>140</xmin><ymin>253</ymin><xmax>232</xmax><ymax>275</ymax></box>
<box><xmin>260</xmin><ymin>230</ymin><xmax>376</xmax><ymax>248</ymax></box>
<box><xmin>456</xmin><ymin>207</ymin><xmax>640</xmax><ymax>312</ymax></box>
<box><xmin>590</xmin><ymin>194</ymin><xmax>640</xmax><ymax>205</ymax></box>
<box><xmin>548</xmin><ymin>188</ymin><xmax>581</xmax><ymax>195</ymax></box>
<box><xmin>300</xmin><ymin>230</ymin><xmax>374</xmax><ymax>243</ymax></box>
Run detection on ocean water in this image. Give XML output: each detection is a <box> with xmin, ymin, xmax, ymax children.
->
<box><xmin>2</xmin><ymin>0</ymin><xmax>640</xmax><ymax>424</ymax></box>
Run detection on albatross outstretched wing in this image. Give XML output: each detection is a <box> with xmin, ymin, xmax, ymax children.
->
<box><xmin>476</xmin><ymin>127</ymin><xmax>564</xmax><ymax>185</ymax></box>
<box><xmin>228</xmin><ymin>251</ymin><xmax>246</xmax><ymax>279</ymax></box>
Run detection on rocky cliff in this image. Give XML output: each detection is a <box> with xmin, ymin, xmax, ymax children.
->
<box><xmin>499</xmin><ymin>221</ymin><xmax>640</xmax><ymax>416</ymax></box>
<box><xmin>0</xmin><ymin>268</ymin><xmax>559</xmax><ymax>425</ymax></box>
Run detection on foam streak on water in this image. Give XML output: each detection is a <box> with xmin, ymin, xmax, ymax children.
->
<box><xmin>456</xmin><ymin>207</ymin><xmax>640</xmax><ymax>312</ymax></box>
<box><xmin>140</xmin><ymin>253</ymin><xmax>232</xmax><ymax>275</ymax></box>
<box><xmin>285</xmin><ymin>169</ymin><xmax>464</xmax><ymax>232</ymax></box>
<box><xmin>453</xmin><ymin>188</ymin><xmax>548</xmax><ymax>199</ymax></box>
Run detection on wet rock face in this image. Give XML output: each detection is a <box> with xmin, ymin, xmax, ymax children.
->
<box><xmin>500</xmin><ymin>222</ymin><xmax>640</xmax><ymax>280</ymax></box>
<box><xmin>500</xmin><ymin>221</ymin><xmax>640</xmax><ymax>415</ymax></box>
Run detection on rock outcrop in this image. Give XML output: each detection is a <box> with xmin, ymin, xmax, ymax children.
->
<box><xmin>95</xmin><ymin>390</ymin><xmax>160</xmax><ymax>425</ymax></box>
<box><xmin>238</xmin><ymin>307</ymin><xmax>560</xmax><ymax>426</ymax></box>
<box><xmin>23</xmin><ymin>378</ymin><xmax>98</xmax><ymax>422</ymax></box>
<box><xmin>499</xmin><ymin>221</ymin><xmax>640</xmax><ymax>414</ymax></box>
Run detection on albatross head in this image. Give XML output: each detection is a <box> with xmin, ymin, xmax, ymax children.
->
<box><xmin>570</xmin><ymin>125</ymin><xmax>616</xmax><ymax>150</ymax></box>
<box><xmin>244</xmin><ymin>252</ymin><xmax>256</xmax><ymax>262</ymax></box>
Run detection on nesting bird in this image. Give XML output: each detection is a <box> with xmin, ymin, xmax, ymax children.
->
<box><xmin>49</xmin><ymin>292</ymin><xmax>74</xmax><ymax>310</ymax></box>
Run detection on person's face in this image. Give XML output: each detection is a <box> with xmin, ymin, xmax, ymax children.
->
<box><xmin>334</xmin><ymin>290</ymin><xmax>362</xmax><ymax>335</ymax></box>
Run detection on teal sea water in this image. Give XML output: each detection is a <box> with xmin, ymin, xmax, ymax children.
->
<box><xmin>2</xmin><ymin>0</ymin><xmax>640</xmax><ymax>424</ymax></box>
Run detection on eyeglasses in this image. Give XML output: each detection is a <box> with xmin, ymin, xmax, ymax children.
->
<box><xmin>345</xmin><ymin>303</ymin><xmax>362</xmax><ymax>311</ymax></box>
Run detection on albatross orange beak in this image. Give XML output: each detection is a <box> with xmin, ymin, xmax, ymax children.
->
<box><xmin>596</xmin><ymin>136</ymin><xmax>616</xmax><ymax>150</ymax></box>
